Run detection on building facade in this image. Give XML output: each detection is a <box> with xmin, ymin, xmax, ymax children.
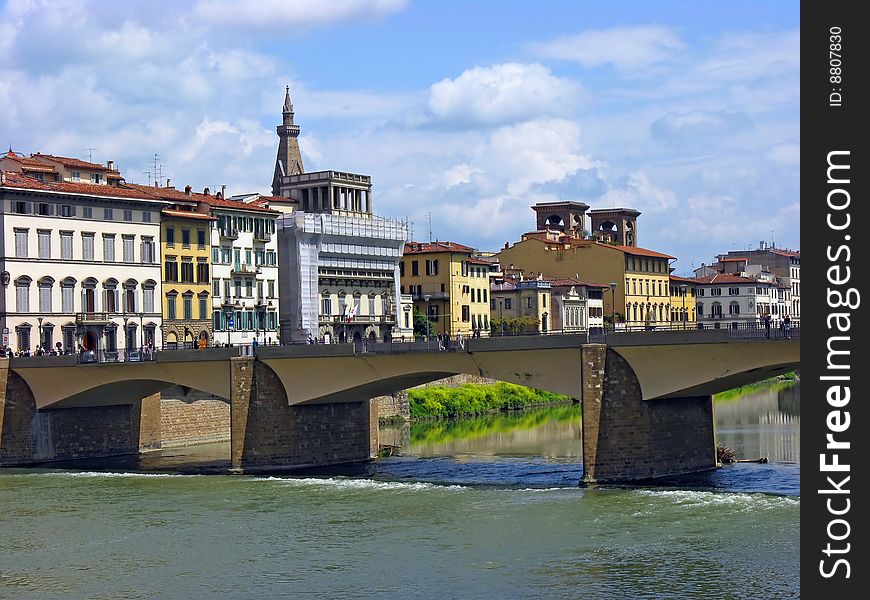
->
<box><xmin>549</xmin><ymin>277</ymin><xmax>606</xmax><ymax>333</ymax></box>
<box><xmin>490</xmin><ymin>277</ymin><xmax>551</xmax><ymax>334</ymax></box>
<box><xmin>668</xmin><ymin>275</ymin><xmax>698</xmax><ymax>327</ymax></box>
<box><xmin>1</xmin><ymin>164</ymin><xmax>166</xmax><ymax>356</ymax></box>
<box><xmin>401</xmin><ymin>242</ymin><xmax>491</xmax><ymax>338</ymax></box>
<box><xmin>693</xmin><ymin>273</ymin><xmax>782</xmax><ymax>328</ymax></box>
<box><xmin>716</xmin><ymin>244</ymin><xmax>800</xmax><ymax>320</ymax></box>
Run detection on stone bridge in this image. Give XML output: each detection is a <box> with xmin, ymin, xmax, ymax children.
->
<box><xmin>1</xmin><ymin>329</ymin><xmax>799</xmax><ymax>484</ymax></box>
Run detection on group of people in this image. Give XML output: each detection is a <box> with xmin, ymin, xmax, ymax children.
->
<box><xmin>761</xmin><ymin>314</ymin><xmax>792</xmax><ymax>339</ymax></box>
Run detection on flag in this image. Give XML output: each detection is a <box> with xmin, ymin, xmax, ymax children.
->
<box><xmin>347</xmin><ymin>302</ymin><xmax>358</xmax><ymax>321</ymax></box>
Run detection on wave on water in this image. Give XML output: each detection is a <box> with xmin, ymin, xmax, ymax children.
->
<box><xmin>255</xmin><ymin>476</ymin><xmax>466</xmax><ymax>492</ymax></box>
<box><xmin>9</xmin><ymin>471</ymin><xmax>204</xmax><ymax>479</ymax></box>
<box><xmin>634</xmin><ymin>489</ymin><xmax>799</xmax><ymax>510</ymax></box>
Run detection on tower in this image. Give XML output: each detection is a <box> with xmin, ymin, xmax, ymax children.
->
<box><xmin>588</xmin><ymin>208</ymin><xmax>641</xmax><ymax>246</ymax></box>
<box><xmin>531</xmin><ymin>201</ymin><xmax>589</xmax><ymax>238</ymax></box>
<box><xmin>272</xmin><ymin>86</ymin><xmax>304</xmax><ymax>196</ymax></box>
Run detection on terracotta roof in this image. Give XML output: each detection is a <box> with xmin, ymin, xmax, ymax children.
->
<box><xmin>466</xmin><ymin>257</ymin><xmax>492</xmax><ymax>266</ymax></box>
<box><xmin>669</xmin><ymin>275</ymin><xmax>698</xmax><ymax>284</ymax></box>
<box><xmin>516</xmin><ymin>234</ymin><xmax>676</xmax><ymax>259</ymax></box>
<box><xmin>404</xmin><ymin>241</ymin><xmax>476</xmax><ymax>255</ymax></box>
<box><xmin>547</xmin><ymin>276</ymin><xmax>608</xmax><ymax>289</ymax></box>
<box><xmin>161</xmin><ymin>208</ymin><xmax>216</xmax><ymax>221</ymax></box>
<box><xmin>770</xmin><ymin>250</ymin><xmax>800</xmax><ymax>257</ymax></box>
<box><xmin>692</xmin><ymin>274</ymin><xmax>771</xmax><ymax>285</ymax></box>
<box><xmin>2</xmin><ymin>152</ymin><xmax>58</xmax><ymax>172</ymax></box>
<box><xmin>0</xmin><ymin>171</ymin><xmax>167</xmax><ymax>201</ymax></box>
<box><xmin>206</xmin><ymin>194</ymin><xmax>279</xmax><ymax>214</ymax></box>
<box><xmin>126</xmin><ymin>184</ymin><xmax>279</xmax><ymax>214</ymax></box>
<box><xmin>607</xmin><ymin>244</ymin><xmax>675</xmax><ymax>259</ymax></box>
<box><xmin>29</xmin><ymin>153</ymin><xmax>117</xmax><ymax>172</ymax></box>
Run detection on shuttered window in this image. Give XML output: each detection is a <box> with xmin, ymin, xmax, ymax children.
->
<box><xmin>60</xmin><ymin>232</ymin><xmax>73</xmax><ymax>260</ymax></box>
<box><xmin>103</xmin><ymin>235</ymin><xmax>115</xmax><ymax>262</ymax></box>
<box><xmin>39</xmin><ymin>284</ymin><xmax>52</xmax><ymax>312</ymax></box>
<box><xmin>62</xmin><ymin>285</ymin><xmax>74</xmax><ymax>313</ymax></box>
<box><xmin>38</xmin><ymin>230</ymin><xmax>51</xmax><ymax>259</ymax></box>
<box><xmin>15</xmin><ymin>229</ymin><xmax>28</xmax><ymax>258</ymax></box>
<box><xmin>123</xmin><ymin>235</ymin><xmax>134</xmax><ymax>262</ymax></box>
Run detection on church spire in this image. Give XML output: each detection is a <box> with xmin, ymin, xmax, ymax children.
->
<box><xmin>272</xmin><ymin>85</ymin><xmax>304</xmax><ymax>196</ymax></box>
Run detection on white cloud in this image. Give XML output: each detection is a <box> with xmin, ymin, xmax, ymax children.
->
<box><xmin>598</xmin><ymin>171</ymin><xmax>676</xmax><ymax>214</ymax></box>
<box><xmin>193</xmin><ymin>0</ymin><xmax>407</xmax><ymax>28</ymax></box>
<box><xmin>529</xmin><ymin>26</ymin><xmax>685</xmax><ymax>71</ymax></box>
<box><xmin>651</xmin><ymin>110</ymin><xmax>753</xmax><ymax>143</ymax></box>
<box><xmin>425</xmin><ymin>63</ymin><xmax>583</xmax><ymax>128</ymax></box>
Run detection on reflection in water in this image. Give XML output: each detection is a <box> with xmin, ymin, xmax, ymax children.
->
<box><xmin>382</xmin><ymin>404</ymin><xmax>583</xmax><ymax>458</ymax></box>
<box><xmin>714</xmin><ymin>381</ymin><xmax>800</xmax><ymax>463</ymax></box>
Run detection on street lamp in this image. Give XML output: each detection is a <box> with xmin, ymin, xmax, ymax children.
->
<box><xmin>123</xmin><ymin>315</ymin><xmax>129</xmax><ymax>357</ymax></box>
<box><xmin>608</xmin><ymin>282</ymin><xmax>617</xmax><ymax>331</ymax></box>
<box><xmin>138</xmin><ymin>311</ymin><xmax>144</xmax><ymax>354</ymax></box>
<box><xmin>423</xmin><ymin>293</ymin><xmax>432</xmax><ymax>350</ymax></box>
<box><xmin>679</xmin><ymin>284</ymin><xmax>687</xmax><ymax>330</ymax></box>
<box><xmin>37</xmin><ymin>316</ymin><xmax>43</xmax><ymax>354</ymax></box>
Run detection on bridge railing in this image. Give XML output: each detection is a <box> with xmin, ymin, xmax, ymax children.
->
<box><xmin>76</xmin><ymin>347</ymin><xmax>160</xmax><ymax>364</ymax></box>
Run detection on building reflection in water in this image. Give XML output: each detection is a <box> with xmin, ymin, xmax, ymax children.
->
<box><xmin>714</xmin><ymin>381</ymin><xmax>800</xmax><ymax>463</ymax></box>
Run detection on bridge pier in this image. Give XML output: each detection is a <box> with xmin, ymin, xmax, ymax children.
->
<box><xmin>0</xmin><ymin>359</ymin><xmax>162</xmax><ymax>465</ymax></box>
<box><xmin>580</xmin><ymin>345</ymin><xmax>717</xmax><ymax>484</ymax></box>
<box><xmin>230</xmin><ymin>357</ymin><xmax>378</xmax><ymax>473</ymax></box>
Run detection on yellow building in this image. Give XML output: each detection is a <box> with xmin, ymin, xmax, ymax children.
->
<box><xmin>400</xmin><ymin>241</ymin><xmax>491</xmax><ymax>337</ymax></box>
<box><xmin>157</xmin><ymin>199</ymin><xmax>216</xmax><ymax>348</ymax></box>
<box><xmin>497</xmin><ymin>231</ymin><xmax>675</xmax><ymax>327</ymax></box>
<box><xmin>669</xmin><ymin>275</ymin><xmax>698</xmax><ymax>327</ymax></box>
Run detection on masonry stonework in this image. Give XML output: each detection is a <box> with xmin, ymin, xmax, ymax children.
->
<box><xmin>230</xmin><ymin>357</ymin><xmax>377</xmax><ymax>471</ymax></box>
<box><xmin>1</xmin><ymin>361</ymin><xmax>161</xmax><ymax>465</ymax></box>
<box><xmin>580</xmin><ymin>344</ymin><xmax>716</xmax><ymax>483</ymax></box>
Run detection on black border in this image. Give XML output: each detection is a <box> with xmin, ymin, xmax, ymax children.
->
<box><xmin>802</xmin><ymin>3</ymin><xmax>868</xmax><ymax>595</ymax></box>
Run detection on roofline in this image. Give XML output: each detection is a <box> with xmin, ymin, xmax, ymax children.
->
<box><xmin>0</xmin><ymin>183</ymin><xmax>172</xmax><ymax>206</ymax></box>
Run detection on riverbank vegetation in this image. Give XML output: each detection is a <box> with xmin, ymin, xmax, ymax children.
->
<box><xmin>408</xmin><ymin>382</ymin><xmax>574</xmax><ymax>419</ymax></box>
<box><xmin>714</xmin><ymin>376</ymin><xmax>798</xmax><ymax>402</ymax></box>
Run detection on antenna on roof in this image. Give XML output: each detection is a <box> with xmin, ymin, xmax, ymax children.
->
<box><xmin>427</xmin><ymin>212</ymin><xmax>433</xmax><ymax>243</ymax></box>
<box><xmin>142</xmin><ymin>171</ymin><xmax>152</xmax><ymax>186</ymax></box>
<box><xmin>82</xmin><ymin>148</ymin><xmax>98</xmax><ymax>161</ymax></box>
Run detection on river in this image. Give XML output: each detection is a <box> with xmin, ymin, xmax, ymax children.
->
<box><xmin>0</xmin><ymin>382</ymin><xmax>799</xmax><ymax>599</ymax></box>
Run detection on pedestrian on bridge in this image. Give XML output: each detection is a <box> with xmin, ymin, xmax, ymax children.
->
<box><xmin>763</xmin><ymin>314</ymin><xmax>771</xmax><ymax>339</ymax></box>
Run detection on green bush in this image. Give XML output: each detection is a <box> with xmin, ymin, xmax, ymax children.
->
<box><xmin>407</xmin><ymin>382</ymin><xmax>572</xmax><ymax>419</ymax></box>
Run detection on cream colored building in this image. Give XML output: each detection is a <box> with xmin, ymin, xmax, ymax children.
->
<box><xmin>1</xmin><ymin>163</ymin><xmax>166</xmax><ymax>355</ymax></box>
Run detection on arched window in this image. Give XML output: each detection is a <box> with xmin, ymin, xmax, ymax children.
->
<box><xmin>61</xmin><ymin>277</ymin><xmax>76</xmax><ymax>314</ymax></box>
<box><xmin>142</xmin><ymin>280</ymin><xmax>156</xmax><ymax>314</ymax></box>
<box><xmin>82</xmin><ymin>278</ymin><xmax>98</xmax><ymax>313</ymax></box>
<box><xmin>103</xmin><ymin>278</ymin><xmax>119</xmax><ymax>314</ymax></box>
<box><xmin>15</xmin><ymin>276</ymin><xmax>32</xmax><ymax>313</ymax></box>
<box><xmin>368</xmin><ymin>293</ymin><xmax>376</xmax><ymax>316</ymax></box>
<box><xmin>38</xmin><ymin>276</ymin><xmax>55</xmax><ymax>313</ymax></box>
<box><xmin>123</xmin><ymin>279</ymin><xmax>138</xmax><ymax>313</ymax></box>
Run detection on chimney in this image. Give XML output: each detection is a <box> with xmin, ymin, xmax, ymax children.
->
<box><xmin>185</xmin><ymin>185</ymin><xmax>192</xmax><ymax>195</ymax></box>
<box><xmin>203</xmin><ymin>187</ymin><xmax>210</xmax><ymax>195</ymax></box>
<box><xmin>107</xmin><ymin>160</ymin><xmax>114</xmax><ymax>170</ymax></box>
<box><xmin>216</xmin><ymin>191</ymin><xmax>223</xmax><ymax>199</ymax></box>
<box><xmin>221</xmin><ymin>185</ymin><xmax>226</xmax><ymax>198</ymax></box>
<box><xmin>166</xmin><ymin>178</ymin><xmax>171</xmax><ymax>188</ymax></box>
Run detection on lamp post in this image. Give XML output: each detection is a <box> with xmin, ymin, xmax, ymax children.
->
<box><xmin>423</xmin><ymin>293</ymin><xmax>431</xmax><ymax>350</ymax></box>
<box><xmin>123</xmin><ymin>315</ymin><xmax>129</xmax><ymax>358</ymax></box>
<box><xmin>498</xmin><ymin>299</ymin><xmax>504</xmax><ymax>336</ymax></box>
<box><xmin>608</xmin><ymin>282</ymin><xmax>617</xmax><ymax>331</ymax></box>
<box><xmin>679</xmin><ymin>284</ymin><xmax>687</xmax><ymax>330</ymax></box>
<box><xmin>37</xmin><ymin>316</ymin><xmax>43</xmax><ymax>354</ymax></box>
<box><xmin>138</xmin><ymin>311</ymin><xmax>144</xmax><ymax>354</ymax></box>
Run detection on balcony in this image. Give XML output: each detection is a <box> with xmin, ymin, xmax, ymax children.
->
<box><xmin>76</xmin><ymin>312</ymin><xmax>112</xmax><ymax>324</ymax></box>
<box><xmin>219</xmin><ymin>228</ymin><xmax>239</xmax><ymax>240</ymax></box>
<box><xmin>411</xmin><ymin>291</ymin><xmax>450</xmax><ymax>301</ymax></box>
<box><xmin>231</xmin><ymin>264</ymin><xmax>261</xmax><ymax>276</ymax></box>
<box><xmin>254</xmin><ymin>231</ymin><xmax>272</xmax><ymax>243</ymax></box>
<box><xmin>321</xmin><ymin>314</ymin><xmax>397</xmax><ymax>325</ymax></box>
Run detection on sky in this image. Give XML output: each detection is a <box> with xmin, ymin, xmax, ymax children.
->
<box><xmin>0</xmin><ymin>0</ymin><xmax>799</xmax><ymax>275</ymax></box>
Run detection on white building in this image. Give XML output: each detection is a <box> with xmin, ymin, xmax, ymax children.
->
<box><xmin>277</xmin><ymin>208</ymin><xmax>408</xmax><ymax>344</ymax></box>
<box><xmin>1</xmin><ymin>162</ymin><xmax>167</xmax><ymax>356</ymax></box>
<box><xmin>693</xmin><ymin>273</ymin><xmax>782</xmax><ymax>328</ymax></box>
<box><xmin>208</xmin><ymin>195</ymin><xmax>281</xmax><ymax>347</ymax></box>
<box><xmin>549</xmin><ymin>277</ymin><xmax>606</xmax><ymax>333</ymax></box>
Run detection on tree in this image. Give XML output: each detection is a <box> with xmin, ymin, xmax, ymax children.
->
<box><xmin>413</xmin><ymin>307</ymin><xmax>434</xmax><ymax>338</ymax></box>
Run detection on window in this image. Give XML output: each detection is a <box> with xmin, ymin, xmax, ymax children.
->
<box><xmin>165</xmin><ymin>258</ymin><xmax>179</xmax><ymax>282</ymax></box>
<box><xmin>62</xmin><ymin>281</ymin><xmax>75</xmax><ymax>313</ymax></box>
<box><xmin>461</xmin><ymin>305</ymin><xmax>470</xmax><ymax>322</ymax></box>
<box><xmin>266</xmin><ymin>250</ymin><xmax>276</xmax><ymax>266</ymax></box>
<box><xmin>234</xmin><ymin>279</ymin><xmax>242</xmax><ymax>298</ymax></box>
<box><xmin>268</xmin><ymin>280</ymin><xmax>275</xmax><ymax>298</ymax></box>
<box><xmin>70</xmin><ymin>171</ymin><xmax>81</xmax><ymax>182</ymax></box>
<box><xmin>60</xmin><ymin>205</ymin><xmax>74</xmax><ymax>217</ymax></box>
<box><xmin>224</xmin><ymin>280</ymin><xmax>231</xmax><ymax>299</ymax></box>
<box><xmin>124</xmin><ymin>287</ymin><xmax>136</xmax><ymax>313</ymax></box>
<box><xmin>123</xmin><ymin>235</ymin><xmax>135</xmax><ymax>262</ymax></box>
<box><xmin>183</xmin><ymin>295</ymin><xmax>193</xmax><ymax>320</ymax></box>
<box><xmin>729</xmin><ymin>302</ymin><xmax>740</xmax><ymax>315</ymax></box>
<box><xmin>711</xmin><ymin>288</ymin><xmax>722</xmax><ymax>296</ymax></box>
<box><xmin>143</xmin><ymin>286</ymin><xmax>155</xmax><ymax>313</ymax></box>
<box><xmin>104</xmin><ymin>208</ymin><xmax>113</xmax><ymax>220</ymax></box>
<box><xmin>321</xmin><ymin>295</ymin><xmax>332</xmax><ymax>316</ymax></box>
<box><xmin>83</xmin><ymin>206</ymin><xmax>93</xmax><ymax>219</ymax></box>
<box><xmin>197</xmin><ymin>230</ymin><xmax>206</xmax><ymax>249</ymax></box>
<box><xmin>14</xmin><ymin>228</ymin><xmax>28</xmax><ymax>258</ymax></box>
<box><xmin>60</xmin><ymin>231</ymin><xmax>73</xmax><ymax>260</ymax></box>
<box><xmin>81</xmin><ymin>233</ymin><xmax>95</xmax><ymax>261</ymax></box>
<box><xmin>102</xmin><ymin>234</ymin><xmax>115</xmax><ymax>262</ymax></box>
<box><xmin>199</xmin><ymin>296</ymin><xmax>208</xmax><ymax>320</ymax></box>
<box><xmin>143</xmin><ymin>211</ymin><xmax>152</xmax><ymax>223</ymax></box>
<box><xmin>411</xmin><ymin>261</ymin><xmax>419</xmax><ymax>276</ymax></box>
<box><xmin>213</xmin><ymin>248</ymin><xmax>220</xmax><ymax>263</ymax></box>
<box><xmin>425</xmin><ymin>259</ymin><xmax>439</xmax><ymax>276</ymax></box>
<box><xmin>91</xmin><ymin>173</ymin><xmax>103</xmax><ymax>184</ymax></box>
<box><xmin>13</xmin><ymin>201</ymin><xmax>29</xmax><ymax>214</ymax></box>
<box><xmin>182</xmin><ymin>229</ymin><xmax>190</xmax><ymax>248</ymax></box>
<box><xmin>698</xmin><ymin>288</ymin><xmax>705</xmax><ymax>297</ymax></box>
<box><xmin>213</xmin><ymin>279</ymin><xmax>221</xmax><ymax>297</ymax></box>
<box><xmin>167</xmin><ymin>294</ymin><xmax>177</xmax><ymax>320</ymax></box>
<box><xmin>141</xmin><ymin>237</ymin><xmax>155</xmax><ymax>263</ymax></box>
<box><xmin>166</xmin><ymin>228</ymin><xmax>175</xmax><ymax>246</ymax></box>
<box><xmin>527</xmin><ymin>297</ymin><xmax>533</xmax><ymax>308</ymax></box>
<box><xmin>461</xmin><ymin>261</ymin><xmax>468</xmax><ymax>277</ymax></box>
<box><xmin>246</xmin><ymin>280</ymin><xmax>253</xmax><ymax>297</ymax></box>
<box><xmin>399</xmin><ymin>261</ymin><xmax>405</xmax><ymax>277</ymax></box>
<box><xmin>181</xmin><ymin>260</ymin><xmax>194</xmax><ymax>283</ymax></box>
<box><xmin>245</xmin><ymin>249</ymin><xmax>252</xmax><ymax>265</ymax></box>
<box><xmin>257</xmin><ymin>281</ymin><xmax>264</xmax><ymax>301</ymax></box>
<box><xmin>37</xmin><ymin>230</ymin><xmax>51</xmax><ymax>259</ymax></box>
<box><xmin>39</xmin><ymin>281</ymin><xmax>53</xmax><ymax>312</ymax></box>
<box><xmin>255</xmin><ymin>250</ymin><xmax>265</xmax><ymax>266</ymax></box>
<box><xmin>124</xmin><ymin>209</ymin><xmax>133</xmax><ymax>222</ymax></box>
<box><xmin>505</xmin><ymin>298</ymin><xmax>512</xmax><ymax>310</ymax></box>
<box><xmin>369</xmin><ymin>294</ymin><xmax>376</xmax><ymax>315</ymax></box>
<box><xmin>38</xmin><ymin>203</ymin><xmax>52</xmax><ymax>216</ymax></box>
<box><xmin>222</xmin><ymin>248</ymin><xmax>232</xmax><ymax>264</ymax></box>
<box><xmin>729</xmin><ymin>287</ymin><xmax>740</xmax><ymax>296</ymax></box>
<box><xmin>197</xmin><ymin>261</ymin><xmax>209</xmax><ymax>283</ymax></box>
<box><xmin>16</xmin><ymin>327</ymin><xmax>31</xmax><ymax>352</ymax></box>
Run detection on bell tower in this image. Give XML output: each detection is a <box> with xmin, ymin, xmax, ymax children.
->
<box><xmin>531</xmin><ymin>201</ymin><xmax>590</xmax><ymax>238</ymax></box>
<box><xmin>272</xmin><ymin>85</ymin><xmax>304</xmax><ymax>196</ymax></box>
<box><xmin>589</xmin><ymin>208</ymin><xmax>641</xmax><ymax>246</ymax></box>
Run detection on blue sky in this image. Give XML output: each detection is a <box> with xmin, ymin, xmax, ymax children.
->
<box><xmin>0</xmin><ymin>0</ymin><xmax>799</xmax><ymax>275</ymax></box>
